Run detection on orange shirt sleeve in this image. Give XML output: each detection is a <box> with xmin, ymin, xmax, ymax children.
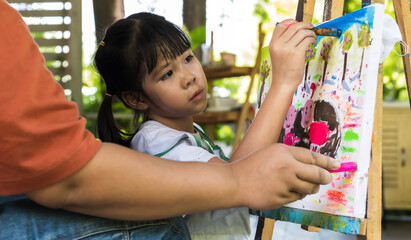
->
<box><xmin>0</xmin><ymin>0</ymin><xmax>101</xmax><ymax>195</ymax></box>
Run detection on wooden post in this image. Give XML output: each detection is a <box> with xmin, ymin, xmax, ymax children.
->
<box><xmin>393</xmin><ymin>0</ymin><xmax>411</xmax><ymax>107</ymax></box>
<box><xmin>92</xmin><ymin>0</ymin><xmax>124</xmax><ymax>43</ymax></box>
<box><xmin>183</xmin><ymin>0</ymin><xmax>206</xmax><ymax>62</ymax></box>
<box><xmin>70</xmin><ymin>0</ymin><xmax>83</xmax><ymax>115</ymax></box>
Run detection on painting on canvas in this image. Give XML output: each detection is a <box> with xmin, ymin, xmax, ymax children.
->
<box><xmin>256</xmin><ymin>4</ymin><xmax>384</xmax><ymax>218</ymax></box>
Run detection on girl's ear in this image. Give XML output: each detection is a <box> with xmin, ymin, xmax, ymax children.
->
<box><xmin>121</xmin><ymin>91</ymin><xmax>148</xmax><ymax>110</ymax></box>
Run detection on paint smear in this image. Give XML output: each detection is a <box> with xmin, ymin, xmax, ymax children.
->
<box><xmin>343</xmin><ymin>179</ymin><xmax>353</xmax><ymax>184</ymax></box>
<box><xmin>350</xmin><ymin>72</ymin><xmax>360</xmax><ymax>83</ymax></box>
<box><xmin>312</xmin><ymin>74</ymin><xmax>321</xmax><ymax>81</ymax></box>
<box><xmin>326</xmin><ymin>190</ymin><xmax>348</xmax><ymax>205</ymax></box>
<box><xmin>341</xmin><ymin>146</ymin><xmax>356</xmax><ymax>153</ymax></box>
<box><xmin>344</xmin><ymin>129</ymin><xmax>359</xmax><ymax>141</ymax></box>
<box><xmin>310</xmin><ymin>83</ymin><xmax>317</xmax><ymax>98</ymax></box>
<box><xmin>309</xmin><ymin>198</ymin><xmax>320</xmax><ymax>204</ymax></box>
<box><xmin>354</xmin><ymin>89</ymin><xmax>366</xmax><ymax>95</ymax></box>
<box><xmin>284</xmin><ymin>132</ymin><xmax>299</xmax><ymax>146</ymax></box>
<box><xmin>342</xmin><ymin>123</ymin><xmax>361</xmax><ymax>129</ymax></box>
<box><xmin>309</xmin><ymin>122</ymin><xmax>330</xmax><ymax>145</ymax></box>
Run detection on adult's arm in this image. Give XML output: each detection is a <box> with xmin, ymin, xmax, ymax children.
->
<box><xmin>0</xmin><ymin>1</ymin><xmax>337</xmax><ymax>220</ymax></box>
<box><xmin>26</xmin><ymin>142</ymin><xmax>336</xmax><ymax>220</ymax></box>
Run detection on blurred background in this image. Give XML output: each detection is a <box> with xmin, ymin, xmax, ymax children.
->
<box><xmin>9</xmin><ymin>0</ymin><xmax>411</xmax><ymax>239</ymax></box>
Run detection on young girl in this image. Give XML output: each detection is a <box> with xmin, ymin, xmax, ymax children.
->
<box><xmin>95</xmin><ymin>12</ymin><xmax>317</xmax><ymax>239</ymax></box>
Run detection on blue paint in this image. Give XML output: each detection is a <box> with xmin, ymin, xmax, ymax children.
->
<box><xmin>324</xmin><ymin>80</ymin><xmax>335</xmax><ymax>85</ymax></box>
<box><xmin>350</xmin><ymin>72</ymin><xmax>360</xmax><ymax>83</ymax></box>
<box><xmin>314</xmin><ymin>5</ymin><xmax>376</xmax><ymax>46</ymax></box>
<box><xmin>305</xmin><ymin>80</ymin><xmax>311</xmax><ymax>93</ymax></box>
<box><xmin>342</xmin><ymin>80</ymin><xmax>351</xmax><ymax>91</ymax></box>
<box><xmin>250</xmin><ymin>207</ymin><xmax>363</xmax><ymax>235</ymax></box>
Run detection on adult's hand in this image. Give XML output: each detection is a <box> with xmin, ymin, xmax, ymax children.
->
<box><xmin>231</xmin><ymin>143</ymin><xmax>339</xmax><ymax>210</ymax></box>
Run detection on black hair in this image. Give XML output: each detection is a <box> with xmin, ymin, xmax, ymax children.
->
<box><xmin>94</xmin><ymin>12</ymin><xmax>191</xmax><ymax>146</ymax></box>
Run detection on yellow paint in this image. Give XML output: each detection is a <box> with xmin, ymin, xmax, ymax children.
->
<box><xmin>343</xmin><ymin>179</ymin><xmax>352</xmax><ymax>184</ymax></box>
<box><xmin>309</xmin><ymin>198</ymin><xmax>320</xmax><ymax>204</ymax></box>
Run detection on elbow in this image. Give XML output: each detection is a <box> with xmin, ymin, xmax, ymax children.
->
<box><xmin>25</xmin><ymin>180</ymin><xmax>77</xmax><ymax>210</ymax></box>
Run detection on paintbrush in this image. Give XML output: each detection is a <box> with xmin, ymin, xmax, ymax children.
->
<box><xmin>276</xmin><ymin>22</ymin><xmax>341</xmax><ymax>37</ymax></box>
<box><xmin>312</xmin><ymin>26</ymin><xmax>342</xmax><ymax>37</ymax></box>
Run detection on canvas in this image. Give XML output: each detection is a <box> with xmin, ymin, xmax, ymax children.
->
<box><xmin>256</xmin><ymin>4</ymin><xmax>384</xmax><ymax>219</ymax></box>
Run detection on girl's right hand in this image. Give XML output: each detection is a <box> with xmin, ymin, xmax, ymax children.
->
<box><xmin>269</xmin><ymin>19</ymin><xmax>317</xmax><ymax>92</ymax></box>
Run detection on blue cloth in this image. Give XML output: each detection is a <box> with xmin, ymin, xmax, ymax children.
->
<box><xmin>0</xmin><ymin>194</ymin><xmax>191</xmax><ymax>240</ymax></box>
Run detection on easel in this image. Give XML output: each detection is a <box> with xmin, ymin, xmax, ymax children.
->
<box><xmin>393</xmin><ymin>0</ymin><xmax>411</xmax><ymax>108</ymax></box>
<box><xmin>255</xmin><ymin>0</ymin><xmax>411</xmax><ymax>239</ymax></box>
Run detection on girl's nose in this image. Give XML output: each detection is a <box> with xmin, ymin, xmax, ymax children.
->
<box><xmin>183</xmin><ymin>71</ymin><xmax>196</xmax><ymax>88</ymax></box>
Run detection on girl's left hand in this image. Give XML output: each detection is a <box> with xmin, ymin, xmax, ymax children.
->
<box><xmin>269</xmin><ymin>20</ymin><xmax>317</xmax><ymax>91</ymax></box>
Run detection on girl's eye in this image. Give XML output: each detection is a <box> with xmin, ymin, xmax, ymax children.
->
<box><xmin>185</xmin><ymin>55</ymin><xmax>194</xmax><ymax>63</ymax></box>
<box><xmin>160</xmin><ymin>70</ymin><xmax>173</xmax><ymax>81</ymax></box>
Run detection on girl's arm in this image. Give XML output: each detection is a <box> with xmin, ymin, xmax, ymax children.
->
<box><xmin>230</xmin><ymin>20</ymin><xmax>317</xmax><ymax>161</ymax></box>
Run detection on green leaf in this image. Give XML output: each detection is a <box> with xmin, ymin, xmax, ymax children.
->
<box><xmin>189</xmin><ymin>25</ymin><xmax>206</xmax><ymax>51</ymax></box>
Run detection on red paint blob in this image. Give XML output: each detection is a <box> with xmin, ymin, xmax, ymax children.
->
<box><xmin>326</xmin><ymin>190</ymin><xmax>347</xmax><ymax>204</ymax></box>
<box><xmin>309</xmin><ymin>122</ymin><xmax>330</xmax><ymax>145</ymax></box>
<box><xmin>310</xmin><ymin>83</ymin><xmax>317</xmax><ymax>98</ymax></box>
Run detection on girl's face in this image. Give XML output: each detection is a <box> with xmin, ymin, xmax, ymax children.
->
<box><xmin>142</xmin><ymin>49</ymin><xmax>208</xmax><ymax>124</ymax></box>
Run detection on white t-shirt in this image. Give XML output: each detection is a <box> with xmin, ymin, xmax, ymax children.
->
<box><xmin>130</xmin><ymin>120</ymin><xmax>251</xmax><ymax>240</ymax></box>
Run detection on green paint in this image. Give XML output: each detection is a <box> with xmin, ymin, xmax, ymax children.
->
<box><xmin>344</xmin><ymin>129</ymin><xmax>359</xmax><ymax>141</ymax></box>
<box><xmin>313</xmin><ymin>74</ymin><xmax>321</xmax><ymax>80</ymax></box>
<box><xmin>295</xmin><ymin>103</ymin><xmax>302</xmax><ymax>109</ymax></box>
<box><xmin>354</xmin><ymin>90</ymin><xmax>366</xmax><ymax>95</ymax></box>
<box><xmin>336</xmin><ymin>221</ymin><xmax>348</xmax><ymax>231</ymax></box>
<box><xmin>341</xmin><ymin>146</ymin><xmax>356</xmax><ymax>153</ymax></box>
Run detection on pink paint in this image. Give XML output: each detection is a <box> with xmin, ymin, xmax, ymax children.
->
<box><xmin>284</xmin><ymin>22</ymin><xmax>297</xmax><ymax>27</ymax></box>
<box><xmin>329</xmin><ymin>162</ymin><xmax>357</xmax><ymax>173</ymax></box>
<box><xmin>283</xmin><ymin>106</ymin><xmax>297</xmax><ymax>131</ymax></box>
<box><xmin>343</xmin><ymin>123</ymin><xmax>361</xmax><ymax>129</ymax></box>
<box><xmin>301</xmin><ymin>99</ymin><xmax>314</xmax><ymax>128</ymax></box>
<box><xmin>308</xmin><ymin>122</ymin><xmax>330</xmax><ymax>145</ymax></box>
<box><xmin>283</xmin><ymin>132</ymin><xmax>300</xmax><ymax>146</ymax></box>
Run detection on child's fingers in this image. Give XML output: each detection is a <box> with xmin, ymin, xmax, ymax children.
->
<box><xmin>279</xmin><ymin>22</ymin><xmax>314</xmax><ymax>44</ymax></box>
<box><xmin>296</xmin><ymin>37</ymin><xmax>317</xmax><ymax>54</ymax></box>
<box><xmin>271</xmin><ymin>19</ymin><xmax>297</xmax><ymax>40</ymax></box>
<box><xmin>288</xmin><ymin>29</ymin><xmax>317</xmax><ymax>48</ymax></box>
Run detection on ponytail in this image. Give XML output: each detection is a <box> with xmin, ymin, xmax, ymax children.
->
<box><xmin>97</xmin><ymin>94</ymin><xmax>133</xmax><ymax>146</ymax></box>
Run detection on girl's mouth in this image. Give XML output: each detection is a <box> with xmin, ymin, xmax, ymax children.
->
<box><xmin>190</xmin><ymin>89</ymin><xmax>204</xmax><ymax>101</ymax></box>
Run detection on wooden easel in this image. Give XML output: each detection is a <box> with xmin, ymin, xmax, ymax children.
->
<box><xmin>393</xmin><ymin>0</ymin><xmax>411</xmax><ymax>108</ymax></box>
<box><xmin>256</xmin><ymin>0</ymin><xmax>411</xmax><ymax>239</ymax></box>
